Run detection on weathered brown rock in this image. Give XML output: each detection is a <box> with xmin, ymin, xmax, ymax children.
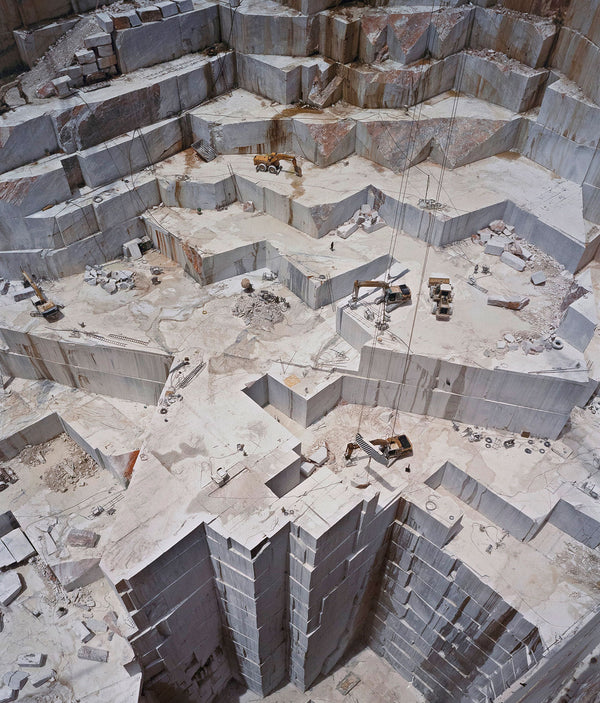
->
<box><xmin>66</xmin><ymin>528</ymin><xmax>100</xmax><ymax>548</ymax></box>
<box><xmin>487</xmin><ymin>295</ymin><xmax>530</xmax><ymax>310</ymax></box>
<box><xmin>138</xmin><ymin>7</ymin><xmax>163</xmax><ymax>23</ymax></box>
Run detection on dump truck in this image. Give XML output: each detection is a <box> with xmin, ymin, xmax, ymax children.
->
<box><xmin>21</xmin><ymin>270</ymin><xmax>59</xmax><ymax>319</ymax></box>
<box><xmin>345</xmin><ymin>433</ymin><xmax>413</xmax><ymax>466</ymax></box>
<box><xmin>254</xmin><ymin>153</ymin><xmax>302</xmax><ymax>176</ymax></box>
<box><xmin>351</xmin><ymin>280</ymin><xmax>411</xmax><ymax>308</ymax></box>
<box><xmin>429</xmin><ymin>274</ymin><xmax>453</xmax><ymax>320</ymax></box>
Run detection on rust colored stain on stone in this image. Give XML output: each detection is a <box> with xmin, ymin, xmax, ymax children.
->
<box><xmin>182</xmin><ymin>240</ymin><xmax>203</xmax><ymax>280</ymax></box>
<box><xmin>361</xmin><ymin>14</ymin><xmax>388</xmax><ymax>41</ymax></box>
<box><xmin>388</xmin><ymin>12</ymin><xmax>430</xmax><ymax>52</ymax></box>
<box><xmin>306</xmin><ymin>120</ymin><xmax>354</xmax><ymax>159</ymax></box>
<box><xmin>0</xmin><ymin>176</ymin><xmax>35</xmax><ymax>204</ymax></box>
<box><xmin>275</xmin><ymin>105</ymin><xmax>322</xmax><ymax>119</ymax></box>
<box><xmin>124</xmin><ymin>450</ymin><xmax>140</xmax><ymax>483</ymax></box>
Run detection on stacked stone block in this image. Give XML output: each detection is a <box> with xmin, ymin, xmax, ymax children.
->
<box><xmin>115</xmin><ymin>525</ymin><xmax>234</xmax><ymax>703</ymax></box>
<box><xmin>57</xmin><ymin>32</ymin><xmax>118</xmax><ymax>93</ymax></box>
<box><xmin>204</xmin><ymin>523</ymin><xmax>289</xmax><ymax>697</ymax></box>
<box><xmin>112</xmin><ymin>3</ymin><xmax>220</xmax><ymax>73</ymax></box>
<box><xmin>368</xmin><ymin>506</ymin><xmax>543</xmax><ymax>703</ymax></box>
<box><xmin>288</xmin><ymin>494</ymin><xmax>401</xmax><ymax>690</ymax></box>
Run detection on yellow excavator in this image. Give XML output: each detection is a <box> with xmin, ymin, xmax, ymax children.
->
<box><xmin>21</xmin><ymin>270</ymin><xmax>59</xmax><ymax>319</ymax></box>
<box><xmin>345</xmin><ymin>434</ymin><xmax>413</xmax><ymax>465</ymax></box>
<box><xmin>254</xmin><ymin>153</ymin><xmax>302</xmax><ymax>177</ymax></box>
<box><xmin>351</xmin><ymin>280</ymin><xmax>411</xmax><ymax>307</ymax></box>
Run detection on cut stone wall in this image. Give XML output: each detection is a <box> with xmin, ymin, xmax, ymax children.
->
<box><xmin>367</xmin><ymin>513</ymin><xmax>543</xmax><ymax>703</ymax></box>
<box><xmin>115</xmin><ymin>525</ymin><xmax>234</xmax><ymax>703</ymax></box>
<box><xmin>350</xmin><ymin>347</ymin><xmax>596</xmax><ymax>439</ymax></box>
<box><xmin>114</xmin><ymin>6</ymin><xmax>221</xmax><ymax>74</ymax></box>
<box><xmin>0</xmin><ymin>412</ymin><xmax>63</xmax><ymax>461</ymax></box>
<box><xmin>0</xmin><ymin>328</ymin><xmax>173</xmax><ymax>405</ymax></box>
<box><xmin>106</xmin><ymin>491</ymin><xmax>542</xmax><ymax>703</ymax></box>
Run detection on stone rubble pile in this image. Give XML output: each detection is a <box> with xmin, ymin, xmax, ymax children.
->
<box><xmin>83</xmin><ymin>265</ymin><xmax>134</xmax><ymax>294</ymax></box>
<box><xmin>54</xmin><ymin>31</ymin><xmax>118</xmax><ymax>95</ymax></box>
<box><xmin>336</xmin><ymin>204</ymin><xmax>386</xmax><ymax>239</ymax></box>
<box><xmin>232</xmin><ymin>290</ymin><xmax>290</xmax><ymax>328</ymax></box>
<box><xmin>44</xmin><ymin>455</ymin><xmax>98</xmax><ymax>493</ymax></box>
<box><xmin>493</xmin><ymin>330</ymin><xmax>567</xmax><ymax>357</ymax></box>
<box><xmin>477</xmin><ymin>220</ymin><xmax>544</xmax><ymax>275</ymax></box>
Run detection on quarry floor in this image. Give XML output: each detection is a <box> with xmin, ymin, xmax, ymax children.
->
<box><xmin>220</xmin><ymin>642</ymin><xmax>425</xmax><ymax>703</ymax></box>
<box><xmin>0</xmin><ymin>438</ymin><xmax>139</xmax><ymax>703</ymax></box>
<box><xmin>156</xmin><ymin>144</ymin><xmax>590</xmax><ymax>245</ymax></box>
<box><xmin>2</xmin><ymin>238</ymin><xmax>599</xmax><ymax>660</ymax></box>
<box><xmin>2</xmin><ymin>205</ymin><xmax>592</xmax><ymax>380</ymax></box>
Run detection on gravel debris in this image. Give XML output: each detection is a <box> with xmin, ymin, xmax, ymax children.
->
<box><xmin>232</xmin><ymin>291</ymin><xmax>290</xmax><ymax>329</ymax></box>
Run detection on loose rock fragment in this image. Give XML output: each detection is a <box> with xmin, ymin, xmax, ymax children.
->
<box><xmin>77</xmin><ymin>646</ymin><xmax>109</xmax><ymax>663</ymax></box>
<box><xmin>531</xmin><ymin>271</ymin><xmax>546</xmax><ymax>285</ymax></box>
<box><xmin>16</xmin><ymin>653</ymin><xmax>45</xmax><ymax>667</ymax></box>
<box><xmin>66</xmin><ymin>529</ymin><xmax>100</xmax><ymax>549</ymax></box>
<box><xmin>2</xmin><ymin>672</ymin><xmax>27</xmax><ymax>691</ymax></box>
<box><xmin>31</xmin><ymin>669</ymin><xmax>56</xmax><ymax>688</ymax></box>
<box><xmin>0</xmin><ymin>572</ymin><xmax>23</xmax><ymax>606</ymax></box>
<box><xmin>487</xmin><ymin>295</ymin><xmax>530</xmax><ymax>310</ymax></box>
<box><xmin>501</xmin><ymin>251</ymin><xmax>526</xmax><ymax>272</ymax></box>
<box><xmin>73</xmin><ymin>620</ymin><xmax>94</xmax><ymax>643</ymax></box>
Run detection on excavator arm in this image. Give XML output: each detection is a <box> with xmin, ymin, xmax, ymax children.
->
<box><xmin>253</xmin><ymin>153</ymin><xmax>302</xmax><ymax>176</ymax></box>
<box><xmin>21</xmin><ymin>270</ymin><xmax>45</xmax><ymax>302</ymax></box>
<box><xmin>345</xmin><ymin>434</ymin><xmax>412</xmax><ymax>463</ymax></box>
<box><xmin>344</xmin><ymin>442</ymin><xmax>360</xmax><ymax>460</ymax></box>
<box><xmin>21</xmin><ymin>269</ymin><xmax>59</xmax><ymax>319</ymax></box>
<box><xmin>275</xmin><ymin>154</ymin><xmax>302</xmax><ymax>177</ymax></box>
<box><xmin>352</xmin><ymin>280</ymin><xmax>388</xmax><ymax>302</ymax></box>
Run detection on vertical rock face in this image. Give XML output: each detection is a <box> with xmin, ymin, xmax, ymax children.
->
<box><xmin>205</xmin><ymin>523</ymin><xmax>289</xmax><ymax>697</ymax></box>
<box><xmin>2</xmin><ymin>3</ymin><xmax>600</xmax><ymax>701</ymax></box>
<box><xmin>116</xmin><ymin>526</ymin><xmax>233</xmax><ymax>703</ymax></box>
<box><xmin>116</xmin><ymin>496</ymin><xmax>541</xmax><ymax>703</ymax></box>
<box><xmin>367</xmin><ymin>515</ymin><xmax>543</xmax><ymax>703</ymax></box>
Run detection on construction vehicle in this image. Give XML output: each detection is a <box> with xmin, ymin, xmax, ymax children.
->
<box><xmin>345</xmin><ymin>433</ymin><xmax>413</xmax><ymax>467</ymax></box>
<box><xmin>254</xmin><ymin>153</ymin><xmax>302</xmax><ymax>177</ymax></box>
<box><xmin>21</xmin><ymin>270</ymin><xmax>59</xmax><ymax>319</ymax></box>
<box><xmin>351</xmin><ymin>280</ymin><xmax>411</xmax><ymax>308</ymax></box>
<box><xmin>429</xmin><ymin>274</ymin><xmax>453</xmax><ymax>320</ymax></box>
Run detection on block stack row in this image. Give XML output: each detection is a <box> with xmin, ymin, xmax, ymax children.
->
<box><xmin>368</xmin><ymin>504</ymin><xmax>543</xmax><ymax>703</ymax></box>
<box><xmin>204</xmin><ymin>523</ymin><xmax>289</xmax><ymax>697</ymax></box>
<box><xmin>110</xmin><ymin>0</ymin><xmax>194</xmax><ymax>30</ymax></box>
<box><xmin>0</xmin><ymin>49</ymin><xmax>235</xmax><ymax>280</ymax></box>
<box><xmin>288</xmin><ymin>492</ymin><xmax>401</xmax><ymax>690</ymax></box>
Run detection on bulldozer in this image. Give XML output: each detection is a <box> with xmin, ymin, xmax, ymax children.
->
<box><xmin>429</xmin><ymin>274</ymin><xmax>453</xmax><ymax>320</ymax></box>
<box><xmin>345</xmin><ymin>433</ymin><xmax>413</xmax><ymax>467</ymax></box>
<box><xmin>253</xmin><ymin>153</ymin><xmax>302</xmax><ymax>177</ymax></box>
<box><xmin>351</xmin><ymin>280</ymin><xmax>411</xmax><ymax>308</ymax></box>
<box><xmin>21</xmin><ymin>270</ymin><xmax>59</xmax><ymax>319</ymax></box>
